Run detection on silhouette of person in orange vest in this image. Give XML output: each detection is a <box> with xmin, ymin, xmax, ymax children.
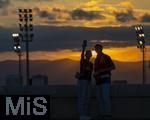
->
<box><xmin>93</xmin><ymin>44</ymin><xmax>115</xmax><ymax>120</ymax></box>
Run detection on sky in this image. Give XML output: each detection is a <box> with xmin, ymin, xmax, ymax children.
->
<box><xmin>0</xmin><ymin>0</ymin><xmax>150</xmax><ymax>62</ymax></box>
<box><xmin>0</xmin><ymin>0</ymin><xmax>150</xmax><ymax>27</ymax></box>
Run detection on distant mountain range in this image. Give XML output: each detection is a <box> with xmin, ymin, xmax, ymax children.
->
<box><xmin>0</xmin><ymin>59</ymin><xmax>150</xmax><ymax>85</ymax></box>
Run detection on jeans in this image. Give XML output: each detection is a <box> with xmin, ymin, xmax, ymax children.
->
<box><xmin>77</xmin><ymin>80</ymin><xmax>91</xmax><ymax>118</ymax></box>
<box><xmin>96</xmin><ymin>82</ymin><xmax>112</xmax><ymax>117</ymax></box>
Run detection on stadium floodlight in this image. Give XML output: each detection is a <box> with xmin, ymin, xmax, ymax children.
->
<box><xmin>12</xmin><ymin>33</ymin><xmax>22</xmax><ymax>84</ymax></box>
<box><xmin>134</xmin><ymin>25</ymin><xmax>145</xmax><ymax>48</ymax></box>
<box><xmin>12</xmin><ymin>33</ymin><xmax>19</xmax><ymax>38</ymax></box>
<box><xmin>18</xmin><ymin>8</ymin><xmax>33</xmax><ymax>85</ymax></box>
<box><xmin>134</xmin><ymin>25</ymin><xmax>146</xmax><ymax>84</ymax></box>
<box><xmin>29</xmin><ymin>9</ymin><xmax>32</xmax><ymax>13</ymax></box>
<box><xmin>13</xmin><ymin>45</ymin><xmax>21</xmax><ymax>52</ymax></box>
<box><xmin>18</xmin><ymin>9</ymin><xmax>23</xmax><ymax>13</ymax></box>
<box><xmin>12</xmin><ymin>33</ymin><xmax>21</xmax><ymax>53</ymax></box>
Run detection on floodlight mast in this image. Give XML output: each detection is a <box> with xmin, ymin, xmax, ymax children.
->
<box><xmin>18</xmin><ymin>9</ymin><xmax>33</xmax><ymax>85</ymax></box>
<box><xmin>134</xmin><ymin>25</ymin><xmax>146</xmax><ymax>84</ymax></box>
<box><xmin>12</xmin><ymin>33</ymin><xmax>23</xmax><ymax>85</ymax></box>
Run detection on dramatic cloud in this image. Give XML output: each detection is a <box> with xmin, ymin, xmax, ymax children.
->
<box><xmin>35</xmin><ymin>6</ymin><xmax>70</xmax><ymax>24</ymax></box>
<box><xmin>1</xmin><ymin>25</ymin><xmax>147</xmax><ymax>52</ymax></box>
<box><xmin>141</xmin><ymin>13</ymin><xmax>150</xmax><ymax>23</ymax></box>
<box><xmin>114</xmin><ymin>9</ymin><xmax>137</xmax><ymax>23</ymax></box>
<box><xmin>0</xmin><ymin>0</ymin><xmax>149</xmax><ymax>27</ymax></box>
<box><xmin>70</xmin><ymin>9</ymin><xmax>105</xmax><ymax>20</ymax></box>
<box><xmin>35</xmin><ymin>7</ymin><xmax>106</xmax><ymax>26</ymax></box>
<box><xmin>0</xmin><ymin>0</ymin><xmax>9</xmax><ymax>8</ymax></box>
<box><xmin>38</xmin><ymin>10</ymin><xmax>56</xmax><ymax>20</ymax></box>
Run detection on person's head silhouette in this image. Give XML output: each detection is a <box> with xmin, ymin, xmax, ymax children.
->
<box><xmin>94</xmin><ymin>44</ymin><xmax>103</xmax><ymax>55</ymax></box>
<box><xmin>85</xmin><ymin>50</ymin><xmax>92</xmax><ymax>60</ymax></box>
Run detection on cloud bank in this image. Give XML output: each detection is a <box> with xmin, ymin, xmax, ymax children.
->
<box><xmin>0</xmin><ymin>0</ymin><xmax>150</xmax><ymax>27</ymax></box>
<box><xmin>0</xmin><ymin>0</ymin><xmax>9</xmax><ymax>8</ymax></box>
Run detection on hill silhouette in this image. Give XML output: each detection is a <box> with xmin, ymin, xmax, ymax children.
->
<box><xmin>0</xmin><ymin>59</ymin><xmax>150</xmax><ymax>85</ymax></box>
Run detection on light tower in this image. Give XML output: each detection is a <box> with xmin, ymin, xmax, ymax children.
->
<box><xmin>134</xmin><ymin>25</ymin><xmax>146</xmax><ymax>84</ymax></box>
<box><xmin>18</xmin><ymin>9</ymin><xmax>33</xmax><ymax>85</ymax></box>
<box><xmin>12</xmin><ymin>33</ymin><xmax>22</xmax><ymax>85</ymax></box>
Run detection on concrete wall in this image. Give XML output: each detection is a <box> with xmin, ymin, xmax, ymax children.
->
<box><xmin>1</xmin><ymin>85</ymin><xmax>150</xmax><ymax>119</ymax></box>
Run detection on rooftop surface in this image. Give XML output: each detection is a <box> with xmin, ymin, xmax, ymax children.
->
<box><xmin>1</xmin><ymin>84</ymin><xmax>150</xmax><ymax>120</ymax></box>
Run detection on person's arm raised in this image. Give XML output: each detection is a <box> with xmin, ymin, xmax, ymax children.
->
<box><xmin>80</xmin><ymin>40</ymin><xmax>87</xmax><ymax>61</ymax></box>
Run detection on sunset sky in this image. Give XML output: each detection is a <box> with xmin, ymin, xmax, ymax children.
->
<box><xmin>0</xmin><ymin>0</ymin><xmax>150</xmax><ymax>62</ymax></box>
<box><xmin>0</xmin><ymin>0</ymin><xmax>150</xmax><ymax>27</ymax></box>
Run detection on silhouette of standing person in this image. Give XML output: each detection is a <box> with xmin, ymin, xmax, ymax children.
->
<box><xmin>93</xmin><ymin>44</ymin><xmax>115</xmax><ymax>120</ymax></box>
<box><xmin>76</xmin><ymin>40</ymin><xmax>93</xmax><ymax>120</ymax></box>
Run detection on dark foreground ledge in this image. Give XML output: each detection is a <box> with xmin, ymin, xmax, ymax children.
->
<box><xmin>0</xmin><ymin>84</ymin><xmax>150</xmax><ymax>119</ymax></box>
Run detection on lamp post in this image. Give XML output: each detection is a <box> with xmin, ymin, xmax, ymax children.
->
<box><xmin>12</xmin><ymin>33</ymin><xmax>22</xmax><ymax>85</ymax></box>
<box><xmin>134</xmin><ymin>25</ymin><xmax>146</xmax><ymax>84</ymax></box>
<box><xmin>18</xmin><ymin>9</ymin><xmax>33</xmax><ymax>85</ymax></box>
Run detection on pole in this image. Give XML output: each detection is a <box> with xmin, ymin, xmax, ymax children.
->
<box><xmin>26</xmin><ymin>21</ymin><xmax>30</xmax><ymax>85</ymax></box>
<box><xmin>26</xmin><ymin>39</ymin><xmax>30</xmax><ymax>85</ymax></box>
<box><xmin>18</xmin><ymin>53</ymin><xmax>22</xmax><ymax>85</ymax></box>
<box><xmin>142</xmin><ymin>47</ymin><xmax>146</xmax><ymax>84</ymax></box>
<box><xmin>134</xmin><ymin>25</ymin><xmax>146</xmax><ymax>84</ymax></box>
<box><xmin>18</xmin><ymin>9</ymin><xmax>33</xmax><ymax>86</ymax></box>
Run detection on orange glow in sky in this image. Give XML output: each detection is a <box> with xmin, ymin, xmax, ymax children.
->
<box><xmin>0</xmin><ymin>46</ymin><xmax>150</xmax><ymax>62</ymax></box>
